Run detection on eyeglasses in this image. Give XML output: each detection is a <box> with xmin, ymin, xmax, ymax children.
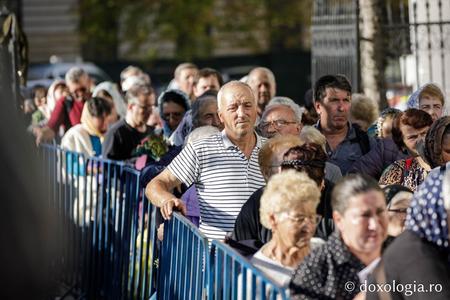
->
<box><xmin>278</xmin><ymin>212</ymin><xmax>322</xmax><ymax>225</ymax></box>
<box><xmin>129</xmin><ymin>97</ymin><xmax>153</xmax><ymax>111</ymax></box>
<box><xmin>387</xmin><ymin>208</ymin><xmax>408</xmax><ymax>214</ymax></box>
<box><xmin>133</xmin><ymin>103</ymin><xmax>153</xmax><ymax>112</ymax></box>
<box><xmin>258</xmin><ymin>119</ymin><xmax>297</xmax><ymax>131</ymax></box>
<box><xmin>163</xmin><ymin>112</ymin><xmax>184</xmax><ymax>120</ymax></box>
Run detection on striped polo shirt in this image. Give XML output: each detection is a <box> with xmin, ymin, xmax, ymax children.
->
<box><xmin>167</xmin><ymin>131</ymin><xmax>266</xmax><ymax>241</ymax></box>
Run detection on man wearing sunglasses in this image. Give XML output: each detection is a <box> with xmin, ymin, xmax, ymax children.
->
<box><xmin>35</xmin><ymin>67</ymin><xmax>91</xmax><ymax>144</ymax></box>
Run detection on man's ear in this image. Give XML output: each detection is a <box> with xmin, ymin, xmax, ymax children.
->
<box><xmin>333</xmin><ymin>210</ymin><xmax>344</xmax><ymax>232</ymax></box>
<box><xmin>218</xmin><ymin>110</ymin><xmax>225</xmax><ymax>123</ymax></box>
<box><xmin>314</xmin><ymin>100</ymin><xmax>321</xmax><ymax>115</ymax></box>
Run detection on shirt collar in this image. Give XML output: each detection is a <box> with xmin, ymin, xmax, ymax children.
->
<box><xmin>328</xmin><ymin>231</ymin><xmax>365</xmax><ymax>267</ymax></box>
<box><xmin>221</xmin><ymin>130</ymin><xmax>264</xmax><ymax>150</ymax></box>
<box><xmin>315</xmin><ymin>120</ymin><xmax>356</xmax><ymax>141</ymax></box>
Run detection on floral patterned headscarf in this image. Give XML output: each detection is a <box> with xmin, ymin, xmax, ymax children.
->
<box><xmin>406</xmin><ymin>166</ymin><xmax>450</xmax><ymax>249</ymax></box>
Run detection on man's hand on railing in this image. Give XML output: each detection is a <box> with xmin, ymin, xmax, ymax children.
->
<box><xmin>34</xmin><ymin>126</ymin><xmax>55</xmax><ymax>146</ymax></box>
<box><xmin>160</xmin><ymin>197</ymin><xmax>186</xmax><ymax>220</ymax></box>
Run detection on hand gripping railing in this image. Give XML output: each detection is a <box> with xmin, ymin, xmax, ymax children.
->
<box><xmin>39</xmin><ymin>143</ymin><xmax>289</xmax><ymax>300</ymax></box>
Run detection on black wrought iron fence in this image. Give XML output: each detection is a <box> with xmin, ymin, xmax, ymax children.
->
<box><xmin>312</xmin><ymin>0</ymin><xmax>450</xmax><ymax>102</ymax></box>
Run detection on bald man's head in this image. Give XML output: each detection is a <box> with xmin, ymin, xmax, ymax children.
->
<box><xmin>247</xmin><ymin>67</ymin><xmax>276</xmax><ymax>114</ymax></box>
<box><xmin>217</xmin><ymin>81</ymin><xmax>255</xmax><ymax>111</ymax></box>
<box><xmin>217</xmin><ymin>81</ymin><xmax>258</xmax><ymax>140</ymax></box>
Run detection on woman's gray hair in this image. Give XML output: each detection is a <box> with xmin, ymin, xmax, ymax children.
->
<box><xmin>260</xmin><ymin>170</ymin><xmax>320</xmax><ymax>229</ymax></box>
<box><xmin>191</xmin><ymin>91</ymin><xmax>218</xmax><ymax>128</ymax></box>
<box><xmin>266</xmin><ymin>96</ymin><xmax>304</xmax><ymax>123</ymax></box>
<box><xmin>332</xmin><ymin>174</ymin><xmax>383</xmax><ymax>214</ymax></box>
<box><xmin>299</xmin><ymin>126</ymin><xmax>327</xmax><ymax>153</ymax></box>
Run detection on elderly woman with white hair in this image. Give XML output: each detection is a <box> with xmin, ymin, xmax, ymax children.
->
<box><xmin>251</xmin><ymin>170</ymin><xmax>324</xmax><ymax>289</ymax></box>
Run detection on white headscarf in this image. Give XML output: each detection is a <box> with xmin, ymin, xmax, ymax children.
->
<box><xmin>93</xmin><ymin>81</ymin><xmax>127</xmax><ymax>119</ymax></box>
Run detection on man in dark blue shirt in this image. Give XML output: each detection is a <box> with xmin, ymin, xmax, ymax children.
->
<box><xmin>313</xmin><ymin>75</ymin><xmax>376</xmax><ymax>175</ymax></box>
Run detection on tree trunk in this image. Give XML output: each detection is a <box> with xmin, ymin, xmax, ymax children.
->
<box><xmin>359</xmin><ymin>0</ymin><xmax>387</xmax><ymax>108</ymax></box>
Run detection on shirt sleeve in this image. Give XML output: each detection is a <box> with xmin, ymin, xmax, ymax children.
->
<box><xmin>167</xmin><ymin>142</ymin><xmax>199</xmax><ymax>187</ymax></box>
<box><xmin>349</xmin><ymin>139</ymin><xmax>383</xmax><ymax>179</ymax></box>
<box><xmin>47</xmin><ymin>97</ymin><xmax>66</xmax><ymax>132</ymax></box>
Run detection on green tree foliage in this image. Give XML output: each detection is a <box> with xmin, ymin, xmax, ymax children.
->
<box><xmin>79</xmin><ymin>0</ymin><xmax>312</xmax><ymax>61</ymax></box>
<box><xmin>79</xmin><ymin>0</ymin><xmax>121</xmax><ymax>61</ymax></box>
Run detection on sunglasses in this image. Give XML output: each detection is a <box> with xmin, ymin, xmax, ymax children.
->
<box><xmin>163</xmin><ymin>112</ymin><xmax>184</xmax><ymax>120</ymax></box>
<box><xmin>280</xmin><ymin>159</ymin><xmax>326</xmax><ymax>171</ymax></box>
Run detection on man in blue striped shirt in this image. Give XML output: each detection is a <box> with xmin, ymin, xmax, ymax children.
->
<box><xmin>146</xmin><ymin>81</ymin><xmax>266</xmax><ymax>240</ymax></box>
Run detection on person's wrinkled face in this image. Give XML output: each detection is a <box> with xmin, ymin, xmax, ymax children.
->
<box><xmin>218</xmin><ymin>85</ymin><xmax>257</xmax><ymax>139</ymax></box>
<box><xmin>198</xmin><ymin>101</ymin><xmax>223</xmax><ymax>130</ymax></box>
<box><xmin>275</xmin><ymin>203</ymin><xmax>318</xmax><ymax>248</ymax></box>
<box><xmin>400</xmin><ymin>124</ymin><xmax>429</xmax><ymax>156</ymax></box>
<box><xmin>248</xmin><ymin>71</ymin><xmax>276</xmax><ymax>113</ymax></box>
<box><xmin>177</xmin><ymin>68</ymin><xmax>198</xmax><ymax>97</ymax></box>
<box><xmin>387</xmin><ymin>197</ymin><xmax>411</xmax><ymax>237</ymax></box>
<box><xmin>67</xmin><ymin>74</ymin><xmax>90</xmax><ymax>100</ymax></box>
<box><xmin>194</xmin><ymin>75</ymin><xmax>220</xmax><ymax>98</ymax></box>
<box><xmin>315</xmin><ymin>88</ymin><xmax>351</xmax><ymax>131</ymax></box>
<box><xmin>335</xmin><ymin>190</ymin><xmax>388</xmax><ymax>257</ymax></box>
<box><xmin>259</xmin><ymin>105</ymin><xmax>301</xmax><ymax>138</ymax></box>
<box><xmin>442</xmin><ymin>133</ymin><xmax>450</xmax><ymax>164</ymax></box>
<box><xmin>162</xmin><ymin>101</ymin><xmax>186</xmax><ymax>131</ymax></box>
<box><xmin>129</xmin><ymin>93</ymin><xmax>154</xmax><ymax>127</ymax></box>
<box><xmin>419</xmin><ymin>96</ymin><xmax>443</xmax><ymax>122</ymax></box>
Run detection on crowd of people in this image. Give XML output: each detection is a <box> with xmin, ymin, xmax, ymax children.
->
<box><xmin>23</xmin><ymin>63</ymin><xmax>450</xmax><ymax>299</ymax></box>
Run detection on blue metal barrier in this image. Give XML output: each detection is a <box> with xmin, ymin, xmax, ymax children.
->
<box><xmin>39</xmin><ymin>144</ymin><xmax>158</xmax><ymax>300</ymax></box>
<box><xmin>40</xmin><ymin>143</ymin><xmax>290</xmax><ymax>300</ymax></box>
<box><xmin>158</xmin><ymin>212</ymin><xmax>209</xmax><ymax>300</ymax></box>
<box><xmin>209</xmin><ymin>240</ymin><xmax>289</xmax><ymax>300</ymax></box>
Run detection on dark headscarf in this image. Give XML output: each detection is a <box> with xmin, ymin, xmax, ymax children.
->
<box><xmin>405</xmin><ymin>167</ymin><xmax>449</xmax><ymax>249</ymax></box>
<box><xmin>382</xmin><ymin>184</ymin><xmax>412</xmax><ymax>205</ymax></box>
<box><xmin>424</xmin><ymin>116</ymin><xmax>450</xmax><ymax>168</ymax></box>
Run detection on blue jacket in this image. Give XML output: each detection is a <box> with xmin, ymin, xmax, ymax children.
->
<box><xmin>349</xmin><ymin>138</ymin><xmax>407</xmax><ymax>180</ymax></box>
